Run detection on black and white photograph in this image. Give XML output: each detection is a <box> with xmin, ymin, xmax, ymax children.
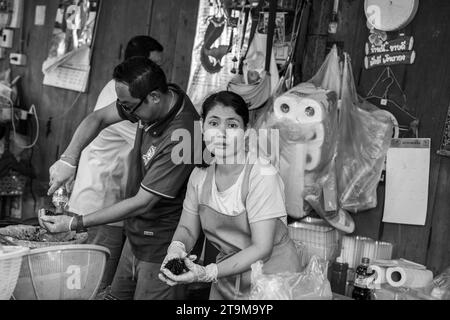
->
<box><xmin>0</xmin><ymin>0</ymin><xmax>449</xmax><ymax>316</ymax></box>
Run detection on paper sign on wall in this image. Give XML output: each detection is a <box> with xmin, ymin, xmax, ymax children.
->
<box><xmin>42</xmin><ymin>0</ymin><xmax>100</xmax><ymax>92</ymax></box>
<box><xmin>382</xmin><ymin>138</ymin><xmax>431</xmax><ymax>226</ymax></box>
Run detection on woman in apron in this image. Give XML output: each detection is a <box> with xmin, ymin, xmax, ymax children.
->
<box><xmin>159</xmin><ymin>91</ymin><xmax>301</xmax><ymax>300</ymax></box>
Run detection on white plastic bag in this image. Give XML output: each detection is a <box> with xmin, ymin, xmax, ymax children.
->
<box><xmin>249</xmin><ymin>256</ymin><xmax>333</xmax><ymax>300</ymax></box>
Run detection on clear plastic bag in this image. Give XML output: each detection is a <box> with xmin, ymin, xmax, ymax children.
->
<box><xmin>249</xmin><ymin>255</ymin><xmax>333</xmax><ymax>300</ymax></box>
<box><xmin>255</xmin><ymin>46</ymin><xmax>392</xmax><ymax>220</ymax></box>
<box><xmin>255</xmin><ymin>49</ymin><xmax>340</xmax><ymax>219</ymax></box>
<box><xmin>335</xmin><ymin>54</ymin><xmax>393</xmax><ymax>212</ymax></box>
<box><xmin>430</xmin><ymin>267</ymin><xmax>450</xmax><ymax>300</ymax></box>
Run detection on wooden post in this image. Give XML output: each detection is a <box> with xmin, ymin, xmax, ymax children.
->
<box><xmin>300</xmin><ymin>0</ymin><xmax>333</xmax><ymax>81</ymax></box>
<box><xmin>293</xmin><ymin>0</ymin><xmax>312</xmax><ymax>85</ymax></box>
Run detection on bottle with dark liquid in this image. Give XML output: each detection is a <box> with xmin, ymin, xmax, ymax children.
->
<box><xmin>330</xmin><ymin>256</ymin><xmax>349</xmax><ymax>296</ymax></box>
<box><xmin>352</xmin><ymin>257</ymin><xmax>374</xmax><ymax>300</ymax></box>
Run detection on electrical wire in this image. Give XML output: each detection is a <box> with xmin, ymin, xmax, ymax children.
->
<box><xmin>10</xmin><ymin>103</ymin><xmax>39</xmax><ymax>149</ymax></box>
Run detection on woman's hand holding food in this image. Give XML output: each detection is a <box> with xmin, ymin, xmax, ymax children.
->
<box><xmin>160</xmin><ymin>258</ymin><xmax>218</xmax><ymax>286</ymax></box>
<box><xmin>160</xmin><ymin>241</ymin><xmax>189</xmax><ymax>268</ymax></box>
<box><xmin>159</xmin><ymin>241</ymin><xmax>198</xmax><ymax>285</ymax></box>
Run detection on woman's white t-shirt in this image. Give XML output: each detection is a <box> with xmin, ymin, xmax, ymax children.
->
<box><xmin>183</xmin><ymin>158</ymin><xmax>287</xmax><ymax>224</ymax></box>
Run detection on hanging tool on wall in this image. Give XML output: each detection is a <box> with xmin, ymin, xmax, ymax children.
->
<box><xmin>200</xmin><ymin>0</ymin><xmax>231</xmax><ymax>74</ymax></box>
<box><xmin>328</xmin><ymin>0</ymin><xmax>339</xmax><ymax>34</ymax></box>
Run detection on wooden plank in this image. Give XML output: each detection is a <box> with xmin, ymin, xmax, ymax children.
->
<box><xmin>423</xmin><ymin>1</ymin><xmax>450</xmax><ymax>273</ymax></box>
<box><xmin>170</xmin><ymin>0</ymin><xmax>199</xmax><ymax>90</ymax></box>
<box><xmin>293</xmin><ymin>0</ymin><xmax>311</xmax><ymax>84</ymax></box>
<box><xmin>379</xmin><ymin>0</ymin><xmax>450</xmax><ymax>267</ymax></box>
<box><xmin>149</xmin><ymin>0</ymin><xmax>182</xmax><ymax>81</ymax></box>
<box><xmin>86</xmin><ymin>0</ymin><xmax>151</xmax><ymax>114</ymax></box>
<box><xmin>427</xmin><ymin>156</ymin><xmax>450</xmax><ymax>274</ymax></box>
<box><xmin>301</xmin><ymin>0</ymin><xmax>333</xmax><ymax>81</ymax></box>
<box><xmin>327</xmin><ymin>0</ymin><xmax>367</xmax><ymax>74</ymax></box>
<box><xmin>351</xmin><ymin>184</ymin><xmax>385</xmax><ymax>240</ymax></box>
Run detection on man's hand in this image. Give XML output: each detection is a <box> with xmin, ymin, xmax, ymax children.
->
<box><xmin>48</xmin><ymin>160</ymin><xmax>77</xmax><ymax>195</ymax></box>
<box><xmin>38</xmin><ymin>209</ymin><xmax>73</xmax><ymax>233</ymax></box>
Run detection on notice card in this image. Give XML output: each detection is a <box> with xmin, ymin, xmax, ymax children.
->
<box><xmin>382</xmin><ymin>138</ymin><xmax>431</xmax><ymax>225</ymax></box>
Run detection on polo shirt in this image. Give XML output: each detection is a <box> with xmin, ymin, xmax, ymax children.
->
<box><xmin>117</xmin><ymin>83</ymin><xmax>200</xmax><ymax>263</ymax></box>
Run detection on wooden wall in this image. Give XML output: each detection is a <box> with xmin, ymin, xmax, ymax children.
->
<box><xmin>1</xmin><ymin>0</ymin><xmax>198</xmax><ymax>214</ymax></box>
<box><xmin>301</xmin><ymin>0</ymin><xmax>450</xmax><ymax>275</ymax></box>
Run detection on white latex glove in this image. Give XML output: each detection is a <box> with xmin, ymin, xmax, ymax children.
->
<box><xmin>159</xmin><ymin>241</ymin><xmax>197</xmax><ymax>286</ymax></box>
<box><xmin>38</xmin><ymin>209</ymin><xmax>73</xmax><ymax>233</ymax></box>
<box><xmin>48</xmin><ymin>159</ymin><xmax>77</xmax><ymax>195</ymax></box>
<box><xmin>159</xmin><ymin>258</ymin><xmax>218</xmax><ymax>286</ymax></box>
<box><xmin>160</xmin><ymin>241</ymin><xmax>197</xmax><ymax>269</ymax></box>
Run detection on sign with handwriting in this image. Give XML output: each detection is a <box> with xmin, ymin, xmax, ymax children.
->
<box><xmin>365</xmin><ymin>35</ymin><xmax>414</xmax><ymax>55</ymax></box>
<box><xmin>364</xmin><ymin>50</ymin><xmax>416</xmax><ymax>69</ymax></box>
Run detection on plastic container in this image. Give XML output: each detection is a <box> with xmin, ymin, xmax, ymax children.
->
<box><xmin>12</xmin><ymin>244</ymin><xmax>110</xmax><ymax>300</ymax></box>
<box><xmin>0</xmin><ymin>245</ymin><xmax>29</xmax><ymax>300</ymax></box>
<box><xmin>288</xmin><ymin>217</ymin><xmax>341</xmax><ymax>266</ymax></box>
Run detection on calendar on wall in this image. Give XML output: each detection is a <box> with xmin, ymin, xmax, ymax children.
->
<box><xmin>43</xmin><ymin>65</ymin><xmax>90</xmax><ymax>92</ymax></box>
<box><xmin>42</xmin><ymin>0</ymin><xmax>101</xmax><ymax>92</ymax></box>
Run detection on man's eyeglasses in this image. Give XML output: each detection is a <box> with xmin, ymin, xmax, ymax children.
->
<box><xmin>116</xmin><ymin>97</ymin><xmax>145</xmax><ymax>115</ymax></box>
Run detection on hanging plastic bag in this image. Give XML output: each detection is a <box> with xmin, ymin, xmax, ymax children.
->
<box><xmin>249</xmin><ymin>255</ymin><xmax>333</xmax><ymax>300</ymax></box>
<box><xmin>308</xmin><ymin>45</ymin><xmax>342</xmax><ymax>99</ymax></box>
<box><xmin>335</xmin><ymin>54</ymin><xmax>393</xmax><ymax>212</ymax></box>
<box><xmin>228</xmin><ymin>32</ymin><xmax>279</xmax><ymax>110</ymax></box>
<box><xmin>255</xmin><ymin>47</ymin><xmax>340</xmax><ymax>220</ymax></box>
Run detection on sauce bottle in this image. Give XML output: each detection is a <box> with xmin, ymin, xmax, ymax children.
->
<box><xmin>352</xmin><ymin>257</ymin><xmax>374</xmax><ymax>300</ymax></box>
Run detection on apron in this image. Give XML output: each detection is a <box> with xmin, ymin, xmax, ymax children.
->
<box><xmin>198</xmin><ymin>162</ymin><xmax>301</xmax><ymax>300</ymax></box>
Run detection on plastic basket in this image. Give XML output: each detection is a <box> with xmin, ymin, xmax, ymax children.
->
<box><xmin>13</xmin><ymin>244</ymin><xmax>110</xmax><ymax>300</ymax></box>
<box><xmin>0</xmin><ymin>246</ymin><xmax>30</xmax><ymax>300</ymax></box>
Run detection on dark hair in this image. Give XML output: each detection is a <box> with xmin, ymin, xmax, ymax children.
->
<box><xmin>201</xmin><ymin>91</ymin><xmax>249</xmax><ymax>127</ymax></box>
<box><xmin>124</xmin><ymin>35</ymin><xmax>163</xmax><ymax>60</ymax></box>
<box><xmin>113</xmin><ymin>56</ymin><xmax>168</xmax><ymax>99</ymax></box>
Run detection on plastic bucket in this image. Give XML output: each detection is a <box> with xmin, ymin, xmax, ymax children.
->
<box><xmin>0</xmin><ymin>246</ymin><xmax>29</xmax><ymax>300</ymax></box>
